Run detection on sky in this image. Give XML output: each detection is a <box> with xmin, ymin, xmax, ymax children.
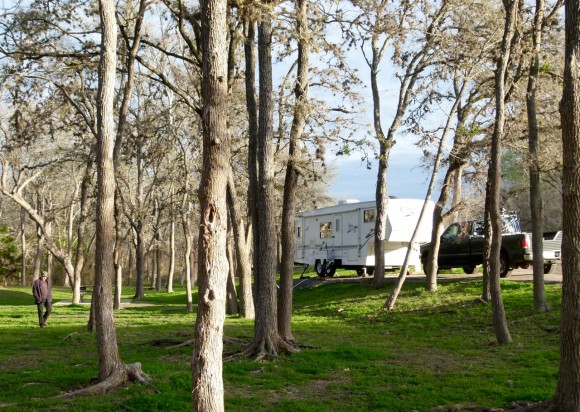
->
<box><xmin>329</xmin><ymin>141</ymin><xmax>432</xmax><ymax>202</ymax></box>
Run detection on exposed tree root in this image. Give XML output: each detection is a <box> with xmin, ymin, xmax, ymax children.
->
<box><xmin>146</xmin><ymin>335</ymin><xmax>248</xmax><ymax>350</ymax></box>
<box><xmin>58</xmin><ymin>362</ymin><xmax>153</xmax><ymax>398</ymax></box>
<box><xmin>233</xmin><ymin>336</ymin><xmax>300</xmax><ymax>361</ymax></box>
<box><xmin>141</xmin><ymin>338</ymin><xmax>184</xmax><ymax>347</ymax></box>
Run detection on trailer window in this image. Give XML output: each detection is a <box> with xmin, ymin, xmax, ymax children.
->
<box><xmin>296</xmin><ymin>226</ymin><xmax>302</xmax><ymax>238</ymax></box>
<box><xmin>364</xmin><ymin>209</ymin><xmax>375</xmax><ymax>223</ymax></box>
<box><xmin>320</xmin><ymin>222</ymin><xmax>332</xmax><ymax>239</ymax></box>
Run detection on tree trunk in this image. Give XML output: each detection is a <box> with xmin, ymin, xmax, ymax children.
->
<box><xmin>134</xmin><ymin>225</ymin><xmax>145</xmax><ymax>298</ymax></box>
<box><xmin>226</xmin><ymin>238</ymin><xmax>239</xmax><ymax>315</ymax></box>
<box><xmin>191</xmin><ymin>0</ymin><xmax>230</xmax><ymax>409</ymax></box>
<box><xmin>527</xmin><ymin>0</ymin><xmax>549</xmax><ymax>313</ymax></box>
<box><xmin>20</xmin><ymin>207</ymin><xmax>26</xmax><ymax>286</ymax></box>
<box><xmin>554</xmin><ymin>0</ymin><xmax>580</xmax><ymax>408</ymax></box>
<box><xmin>94</xmin><ymin>0</ymin><xmax>123</xmax><ymax>379</ymax></box>
<box><xmin>167</xmin><ymin>213</ymin><xmax>175</xmax><ymax>293</ymax></box>
<box><xmin>226</xmin><ymin>174</ymin><xmax>254</xmax><ymax>319</ymax></box>
<box><xmin>182</xmin><ymin>205</ymin><xmax>194</xmax><ymax>313</ymax></box>
<box><xmin>242</xmin><ymin>11</ymin><xmax>295</xmax><ymax>360</ymax></box>
<box><xmin>244</xmin><ymin>18</ymin><xmax>259</xmax><ymax>296</ymax></box>
<box><xmin>486</xmin><ymin>0</ymin><xmax>519</xmax><ymax>345</ymax></box>
<box><xmin>278</xmin><ymin>0</ymin><xmax>310</xmax><ymax>343</ymax></box>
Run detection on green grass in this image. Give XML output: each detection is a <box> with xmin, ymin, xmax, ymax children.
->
<box><xmin>0</xmin><ymin>276</ymin><xmax>562</xmax><ymax>411</ymax></box>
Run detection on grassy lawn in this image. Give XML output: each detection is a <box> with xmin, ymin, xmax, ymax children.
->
<box><xmin>0</xmin><ymin>272</ymin><xmax>561</xmax><ymax>411</ymax></box>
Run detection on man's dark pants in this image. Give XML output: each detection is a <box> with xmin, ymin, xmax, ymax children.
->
<box><xmin>36</xmin><ymin>300</ymin><xmax>51</xmax><ymax>327</ymax></box>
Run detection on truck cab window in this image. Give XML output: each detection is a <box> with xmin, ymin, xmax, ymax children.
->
<box><xmin>442</xmin><ymin>224</ymin><xmax>459</xmax><ymax>242</ymax></box>
<box><xmin>320</xmin><ymin>222</ymin><xmax>332</xmax><ymax>239</ymax></box>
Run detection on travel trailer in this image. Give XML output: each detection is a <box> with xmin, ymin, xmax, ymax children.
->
<box><xmin>294</xmin><ymin>198</ymin><xmax>434</xmax><ymax>276</ymax></box>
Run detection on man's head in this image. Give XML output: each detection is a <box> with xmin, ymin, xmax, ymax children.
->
<box><xmin>41</xmin><ymin>271</ymin><xmax>48</xmax><ymax>278</ymax></box>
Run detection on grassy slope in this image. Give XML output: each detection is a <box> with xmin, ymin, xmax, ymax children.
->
<box><xmin>0</xmin><ymin>275</ymin><xmax>561</xmax><ymax>411</ymax></box>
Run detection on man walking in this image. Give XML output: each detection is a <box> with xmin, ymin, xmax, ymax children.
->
<box><xmin>32</xmin><ymin>271</ymin><xmax>52</xmax><ymax>328</ymax></box>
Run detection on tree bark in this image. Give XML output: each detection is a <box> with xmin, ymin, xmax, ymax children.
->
<box><xmin>554</xmin><ymin>0</ymin><xmax>580</xmax><ymax>407</ymax></box>
<box><xmin>191</xmin><ymin>0</ymin><xmax>230</xmax><ymax>409</ymax></box>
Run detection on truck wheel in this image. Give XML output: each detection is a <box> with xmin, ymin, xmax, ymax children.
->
<box><xmin>499</xmin><ymin>253</ymin><xmax>511</xmax><ymax>278</ymax></box>
<box><xmin>544</xmin><ymin>263</ymin><xmax>553</xmax><ymax>274</ymax></box>
<box><xmin>315</xmin><ymin>260</ymin><xmax>326</xmax><ymax>277</ymax></box>
<box><xmin>325</xmin><ymin>262</ymin><xmax>336</xmax><ymax>277</ymax></box>
<box><xmin>463</xmin><ymin>265</ymin><xmax>476</xmax><ymax>275</ymax></box>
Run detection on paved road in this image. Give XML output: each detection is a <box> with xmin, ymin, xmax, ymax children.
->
<box><xmin>297</xmin><ymin>265</ymin><xmax>563</xmax><ymax>288</ymax></box>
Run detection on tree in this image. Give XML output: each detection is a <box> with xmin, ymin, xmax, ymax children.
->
<box><xmin>485</xmin><ymin>0</ymin><xmax>521</xmax><ymax>345</ymax></box>
<box><xmin>526</xmin><ymin>0</ymin><xmax>549</xmax><ymax>313</ymax></box>
<box><xmin>191</xmin><ymin>0</ymin><xmax>230</xmax><ymax>408</ymax></box>
<box><xmin>278</xmin><ymin>0</ymin><xmax>310</xmax><ymax>344</ymax></box>
<box><xmin>553</xmin><ymin>0</ymin><xmax>580</xmax><ymax>408</ymax></box>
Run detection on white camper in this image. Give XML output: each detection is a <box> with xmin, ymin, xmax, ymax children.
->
<box><xmin>294</xmin><ymin>198</ymin><xmax>434</xmax><ymax>276</ymax></box>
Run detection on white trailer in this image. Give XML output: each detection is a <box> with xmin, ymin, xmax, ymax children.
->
<box><xmin>294</xmin><ymin>198</ymin><xmax>434</xmax><ymax>276</ymax></box>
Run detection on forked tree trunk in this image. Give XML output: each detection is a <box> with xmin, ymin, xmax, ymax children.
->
<box><xmin>192</xmin><ymin>0</ymin><xmax>230</xmax><ymax>409</ymax></box>
<box><xmin>554</xmin><ymin>0</ymin><xmax>580</xmax><ymax>408</ymax></box>
<box><xmin>241</xmin><ymin>11</ymin><xmax>295</xmax><ymax>360</ymax></box>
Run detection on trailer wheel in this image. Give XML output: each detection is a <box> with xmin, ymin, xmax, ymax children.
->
<box><xmin>325</xmin><ymin>262</ymin><xmax>336</xmax><ymax>277</ymax></box>
<box><xmin>315</xmin><ymin>260</ymin><xmax>326</xmax><ymax>277</ymax></box>
<box><xmin>356</xmin><ymin>268</ymin><xmax>365</xmax><ymax>276</ymax></box>
<box><xmin>544</xmin><ymin>263</ymin><xmax>553</xmax><ymax>274</ymax></box>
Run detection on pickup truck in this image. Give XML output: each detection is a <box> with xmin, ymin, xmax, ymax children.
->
<box><xmin>420</xmin><ymin>220</ymin><xmax>561</xmax><ymax>278</ymax></box>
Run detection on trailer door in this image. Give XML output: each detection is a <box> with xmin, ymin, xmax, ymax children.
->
<box><xmin>332</xmin><ymin>215</ymin><xmax>342</xmax><ymax>253</ymax></box>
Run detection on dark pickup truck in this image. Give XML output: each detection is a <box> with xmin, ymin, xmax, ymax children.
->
<box><xmin>420</xmin><ymin>220</ymin><xmax>561</xmax><ymax>277</ymax></box>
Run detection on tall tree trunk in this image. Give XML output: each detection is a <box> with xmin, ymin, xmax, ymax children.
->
<box><xmin>527</xmin><ymin>0</ymin><xmax>549</xmax><ymax>313</ymax></box>
<box><xmin>370</xmin><ymin>28</ymin><xmax>389</xmax><ymax>288</ymax></box>
<box><xmin>554</xmin><ymin>0</ymin><xmax>580</xmax><ymax>408</ymax></box>
<box><xmin>191</xmin><ymin>0</ymin><xmax>230</xmax><ymax>408</ymax></box>
<box><xmin>486</xmin><ymin>0</ymin><xmax>519</xmax><ymax>345</ymax></box>
<box><xmin>94</xmin><ymin>0</ymin><xmax>123</xmax><ymax>379</ymax></box>
<box><xmin>244</xmin><ymin>18</ymin><xmax>259</xmax><ymax>296</ymax></box>
<box><xmin>278</xmin><ymin>0</ymin><xmax>310</xmax><ymax>343</ymax></box>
